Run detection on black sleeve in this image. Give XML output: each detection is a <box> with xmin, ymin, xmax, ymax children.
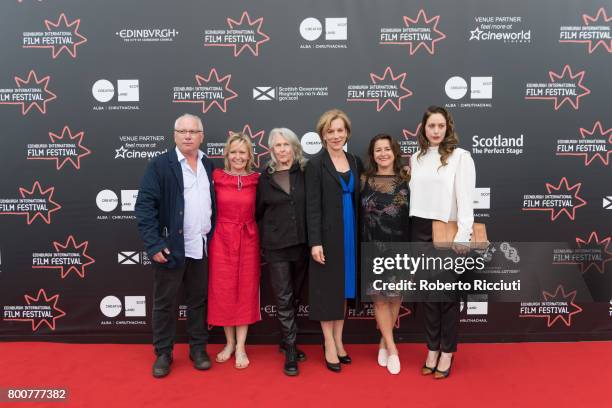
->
<box><xmin>305</xmin><ymin>158</ymin><xmax>322</xmax><ymax>247</ymax></box>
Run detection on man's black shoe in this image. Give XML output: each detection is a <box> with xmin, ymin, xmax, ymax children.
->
<box><xmin>190</xmin><ymin>350</ymin><xmax>212</xmax><ymax>370</ymax></box>
<box><xmin>152</xmin><ymin>353</ymin><xmax>173</xmax><ymax>378</ymax></box>
<box><xmin>280</xmin><ymin>342</ymin><xmax>306</xmax><ymax>362</ymax></box>
<box><xmin>283</xmin><ymin>344</ymin><xmax>299</xmax><ymax>376</ymax></box>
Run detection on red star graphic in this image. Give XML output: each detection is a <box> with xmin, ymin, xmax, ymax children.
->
<box><xmin>175</xmin><ymin>69</ymin><xmax>238</xmax><ymax>113</ymax></box>
<box><xmin>525</xmin><ymin>65</ymin><xmax>591</xmax><ymax>110</ymax></box>
<box><xmin>576</xmin><ymin>232</ymin><xmax>612</xmax><ymax>274</ymax></box>
<box><xmin>7</xmin><ymin>181</ymin><xmax>62</xmax><ymax>224</ymax></box>
<box><xmin>32</xmin><ymin>235</ymin><xmax>95</xmax><ymax>278</ymax></box>
<box><xmin>542</xmin><ymin>286</ymin><xmax>583</xmax><ymax>327</ymax></box>
<box><xmin>23</xmin><ymin>13</ymin><xmax>88</xmax><ymax>58</ymax></box>
<box><xmin>401</xmin><ymin>10</ymin><xmax>447</xmax><ymax>55</ymax></box>
<box><xmin>401</xmin><ymin>123</ymin><xmax>421</xmax><ymax>159</ymax></box>
<box><xmin>348</xmin><ymin>67</ymin><xmax>413</xmax><ymax>111</ymax></box>
<box><xmin>228</xmin><ymin>124</ymin><xmax>270</xmax><ymax>168</ymax></box>
<box><xmin>582</xmin><ymin>8</ymin><xmax>612</xmax><ymax>53</ymax></box>
<box><xmin>522</xmin><ymin>177</ymin><xmax>587</xmax><ymax>221</ymax></box>
<box><xmin>557</xmin><ymin>121</ymin><xmax>611</xmax><ymax>166</ymax></box>
<box><xmin>27</xmin><ymin>126</ymin><xmax>91</xmax><ymax>170</ymax></box>
<box><xmin>4</xmin><ymin>289</ymin><xmax>66</xmax><ymax>331</ymax></box>
<box><xmin>226</xmin><ymin>11</ymin><xmax>270</xmax><ymax>56</ymax></box>
<box><xmin>0</xmin><ymin>70</ymin><xmax>57</xmax><ymax>115</ymax></box>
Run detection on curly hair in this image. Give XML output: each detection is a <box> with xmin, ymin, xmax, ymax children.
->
<box><xmin>417</xmin><ymin>105</ymin><xmax>459</xmax><ymax>167</ymax></box>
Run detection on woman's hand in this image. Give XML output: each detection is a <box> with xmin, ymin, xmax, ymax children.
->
<box><xmin>311</xmin><ymin>245</ymin><xmax>325</xmax><ymax>264</ymax></box>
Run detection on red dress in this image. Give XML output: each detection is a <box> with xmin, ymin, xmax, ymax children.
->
<box><xmin>208</xmin><ymin>169</ymin><xmax>261</xmax><ymax>326</ymax></box>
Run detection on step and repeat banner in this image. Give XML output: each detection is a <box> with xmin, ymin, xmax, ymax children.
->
<box><xmin>0</xmin><ymin>0</ymin><xmax>610</xmax><ymax>343</ymax></box>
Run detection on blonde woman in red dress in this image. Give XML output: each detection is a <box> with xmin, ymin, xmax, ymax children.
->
<box><xmin>208</xmin><ymin>132</ymin><xmax>261</xmax><ymax>369</ymax></box>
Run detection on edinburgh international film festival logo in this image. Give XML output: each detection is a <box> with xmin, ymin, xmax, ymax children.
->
<box><xmin>3</xmin><ymin>289</ymin><xmax>66</xmax><ymax>332</ymax></box>
<box><xmin>206</xmin><ymin>124</ymin><xmax>270</xmax><ymax>168</ymax></box>
<box><xmin>519</xmin><ymin>285</ymin><xmax>583</xmax><ymax>328</ymax></box>
<box><xmin>22</xmin><ymin>13</ymin><xmax>87</xmax><ymax>58</ymax></box>
<box><xmin>346</xmin><ymin>67</ymin><xmax>413</xmax><ymax>112</ymax></box>
<box><xmin>553</xmin><ymin>231</ymin><xmax>612</xmax><ymax>275</ymax></box>
<box><xmin>0</xmin><ymin>70</ymin><xmax>57</xmax><ymax>115</ymax></box>
<box><xmin>172</xmin><ymin>69</ymin><xmax>238</xmax><ymax>113</ymax></box>
<box><xmin>400</xmin><ymin>123</ymin><xmax>421</xmax><ymax>159</ymax></box>
<box><xmin>556</xmin><ymin>121</ymin><xmax>611</xmax><ymax>167</ymax></box>
<box><xmin>559</xmin><ymin>8</ymin><xmax>611</xmax><ymax>54</ymax></box>
<box><xmin>0</xmin><ymin>181</ymin><xmax>61</xmax><ymax>225</ymax></box>
<box><xmin>32</xmin><ymin>235</ymin><xmax>95</xmax><ymax>279</ymax></box>
<box><xmin>204</xmin><ymin>11</ymin><xmax>270</xmax><ymax>57</ymax></box>
<box><xmin>26</xmin><ymin>126</ymin><xmax>91</xmax><ymax>170</ymax></box>
<box><xmin>468</xmin><ymin>15</ymin><xmax>531</xmax><ymax>44</ymax></box>
<box><xmin>522</xmin><ymin>177</ymin><xmax>587</xmax><ymax>222</ymax></box>
<box><xmin>524</xmin><ymin>65</ymin><xmax>591</xmax><ymax>110</ymax></box>
<box><xmin>379</xmin><ymin>9</ymin><xmax>446</xmax><ymax>55</ymax></box>
<box><xmin>347</xmin><ymin>303</ymin><xmax>412</xmax><ymax>327</ymax></box>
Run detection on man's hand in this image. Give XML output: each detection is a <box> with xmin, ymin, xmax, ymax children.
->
<box><xmin>311</xmin><ymin>245</ymin><xmax>325</xmax><ymax>264</ymax></box>
<box><xmin>152</xmin><ymin>248</ymin><xmax>171</xmax><ymax>263</ymax></box>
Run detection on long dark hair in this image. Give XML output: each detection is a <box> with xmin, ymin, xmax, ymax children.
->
<box><xmin>417</xmin><ymin>105</ymin><xmax>459</xmax><ymax>167</ymax></box>
<box><xmin>364</xmin><ymin>134</ymin><xmax>408</xmax><ymax>180</ymax></box>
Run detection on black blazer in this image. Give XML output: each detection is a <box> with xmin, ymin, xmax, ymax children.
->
<box><xmin>135</xmin><ymin>149</ymin><xmax>216</xmax><ymax>269</ymax></box>
<box><xmin>305</xmin><ymin>149</ymin><xmax>363</xmax><ymax>321</ymax></box>
<box><xmin>256</xmin><ymin>163</ymin><xmax>307</xmax><ymax>250</ymax></box>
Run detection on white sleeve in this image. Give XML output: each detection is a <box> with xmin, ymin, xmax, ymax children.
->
<box><xmin>453</xmin><ymin>151</ymin><xmax>476</xmax><ymax>244</ymax></box>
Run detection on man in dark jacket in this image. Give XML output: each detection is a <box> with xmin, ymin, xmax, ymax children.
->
<box><xmin>135</xmin><ymin>113</ymin><xmax>216</xmax><ymax>378</ymax></box>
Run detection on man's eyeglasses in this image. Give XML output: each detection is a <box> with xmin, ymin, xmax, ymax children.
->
<box><xmin>174</xmin><ymin>129</ymin><xmax>203</xmax><ymax>135</ymax></box>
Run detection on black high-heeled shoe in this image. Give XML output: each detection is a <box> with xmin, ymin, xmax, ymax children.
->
<box><xmin>421</xmin><ymin>351</ymin><xmax>440</xmax><ymax>375</ymax></box>
<box><xmin>434</xmin><ymin>356</ymin><xmax>453</xmax><ymax>379</ymax></box>
<box><xmin>337</xmin><ymin>354</ymin><xmax>352</xmax><ymax>364</ymax></box>
<box><xmin>323</xmin><ymin>345</ymin><xmax>341</xmax><ymax>372</ymax></box>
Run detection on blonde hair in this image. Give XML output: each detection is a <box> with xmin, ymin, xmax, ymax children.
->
<box><xmin>223</xmin><ymin>132</ymin><xmax>254</xmax><ymax>172</ymax></box>
<box><xmin>316</xmin><ymin>109</ymin><xmax>352</xmax><ymax>147</ymax></box>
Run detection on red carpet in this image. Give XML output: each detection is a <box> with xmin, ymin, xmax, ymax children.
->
<box><xmin>0</xmin><ymin>342</ymin><xmax>607</xmax><ymax>407</ymax></box>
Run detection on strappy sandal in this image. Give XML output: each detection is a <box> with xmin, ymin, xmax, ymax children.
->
<box><xmin>215</xmin><ymin>344</ymin><xmax>235</xmax><ymax>363</ymax></box>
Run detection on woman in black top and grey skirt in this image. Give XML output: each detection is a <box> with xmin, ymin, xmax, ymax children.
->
<box><xmin>256</xmin><ymin>127</ymin><xmax>308</xmax><ymax>376</ymax></box>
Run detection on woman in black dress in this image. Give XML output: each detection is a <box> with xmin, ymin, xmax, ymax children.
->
<box><xmin>305</xmin><ymin>109</ymin><xmax>363</xmax><ymax>372</ymax></box>
<box><xmin>361</xmin><ymin>134</ymin><xmax>410</xmax><ymax>375</ymax></box>
<box><xmin>256</xmin><ymin>127</ymin><xmax>308</xmax><ymax>376</ymax></box>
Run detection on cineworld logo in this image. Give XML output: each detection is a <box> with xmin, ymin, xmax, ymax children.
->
<box><xmin>22</xmin><ymin>13</ymin><xmax>88</xmax><ymax>58</ymax></box>
<box><xmin>469</xmin><ymin>16</ymin><xmax>531</xmax><ymax>43</ymax></box>
<box><xmin>3</xmin><ymin>289</ymin><xmax>66</xmax><ymax>331</ymax></box>
<box><xmin>116</xmin><ymin>28</ymin><xmax>179</xmax><ymax>42</ymax></box>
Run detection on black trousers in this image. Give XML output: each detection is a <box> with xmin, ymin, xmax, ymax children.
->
<box><xmin>411</xmin><ymin>216</ymin><xmax>459</xmax><ymax>353</ymax></box>
<box><xmin>152</xmin><ymin>256</ymin><xmax>209</xmax><ymax>356</ymax></box>
<box><xmin>267</xmin><ymin>254</ymin><xmax>308</xmax><ymax>345</ymax></box>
